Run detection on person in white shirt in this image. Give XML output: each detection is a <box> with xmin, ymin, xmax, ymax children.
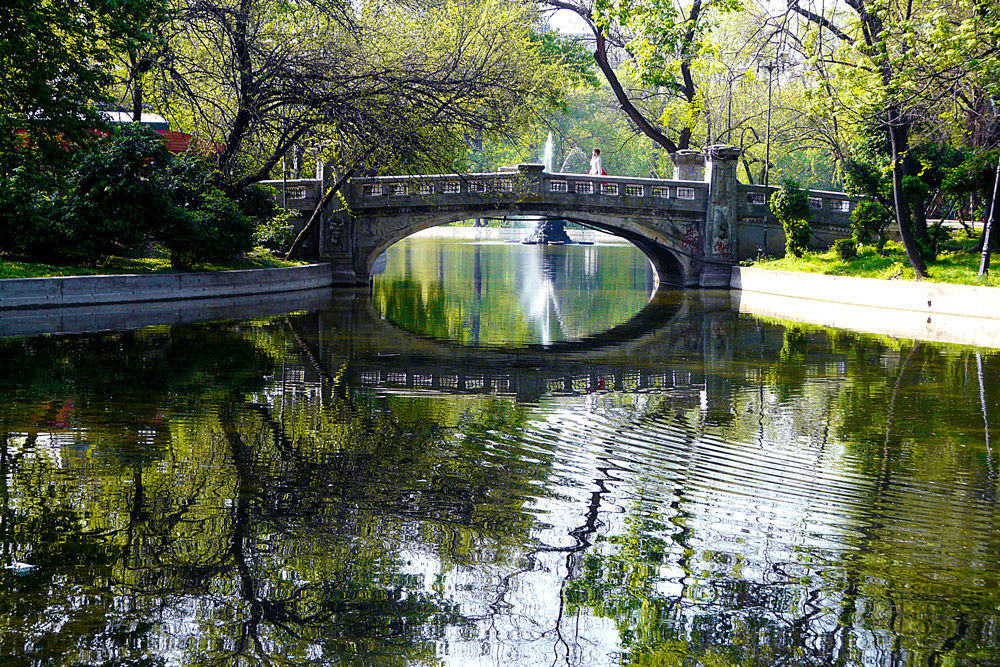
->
<box><xmin>589</xmin><ymin>148</ymin><xmax>603</xmax><ymax>175</ymax></box>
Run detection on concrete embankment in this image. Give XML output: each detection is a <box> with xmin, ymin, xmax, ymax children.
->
<box><xmin>732</xmin><ymin>266</ymin><xmax>1000</xmax><ymax>348</ymax></box>
<box><xmin>0</xmin><ymin>288</ymin><xmax>347</xmax><ymax>339</ymax></box>
<box><xmin>0</xmin><ymin>262</ymin><xmax>336</xmax><ymax>311</ymax></box>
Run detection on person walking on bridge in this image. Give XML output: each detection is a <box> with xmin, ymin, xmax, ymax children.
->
<box><xmin>589</xmin><ymin>148</ymin><xmax>605</xmax><ymax>176</ymax></box>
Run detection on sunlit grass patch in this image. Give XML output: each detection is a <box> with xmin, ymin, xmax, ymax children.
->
<box><xmin>0</xmin><ymin>248</ymin><xmax>306</xmax><ymax>280</ymax></box>
<box><xmin>754</xmin><ymin>239</ymin><xmax>1000</xmax><ymax>287</ymax></box>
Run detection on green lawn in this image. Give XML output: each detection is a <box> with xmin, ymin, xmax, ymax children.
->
<box><xmin>0</xmin><ymin>250</ymin><xmax>306</xmax><ymax>280</ymax></box>
<box><xmin>753</xmin><ymin>239</ymin><xmax>1000</xmax><ymax>288</ymax></box>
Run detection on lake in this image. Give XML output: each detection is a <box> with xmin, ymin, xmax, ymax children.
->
<box><xmin>1</xmin><ymin>234</ymin><xmax>998</xmax><ymax>666</ymax></box>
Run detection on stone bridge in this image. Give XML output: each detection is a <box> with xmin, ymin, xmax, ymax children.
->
<box><xmin>265</xmin><ymin>145</ymin><xmax>855</xmax><ymax>288</ymax></box>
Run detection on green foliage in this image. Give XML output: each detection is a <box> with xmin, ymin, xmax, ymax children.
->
<box><xmin>769</xmin><ymin>179</ymin><xmax>813</xmax><ymax>257</ymax></box>
<box><xmin>156</xmin><ymin>153</ymin><xmax>258</xmax><ymax>269</ymax></box>
<box><xmin>0</xmin><ymin>0</ymin><xmax>163</xmax><ymax>170</ymax></box>
<box><xmin>834</xmin><ymin>238</ymin><xmax>858</xmax><ymax>261</ymax></box>
<box><xmin>841</xmin><ymin>158</ymin><xmax>886</xmax><ymax>200</ymax></box>
<box><xmin>162</xmin><ymin>191</ymin><xmax>254</xmax><ymax>270</ymax></box>
<box><xmin>235</xmin><ymin>183</ymin><xmax>280</xmax><ymax>221</ymax></box>
<box><xmin>850</xmin><ymin>200</ymin><xmax>891</xmax><ymax>248</ymax></box>
<box><xmin>0</xmin><ymin>167</ymin><xmax>63</xmax><ymax>257</ymax></box>
<box><xmin>65</xmin><ymin>125</ymin><xmax>175</xmax><ymax>263</ymax></box>
<box><xmin>913</xmin><ymin>143</ymin><xmax>965</xmax><ymax>192</ymax></box>
<box><xmin>755</xmin><ymin>235</ymin><xmax>1000</xmax><ymax>287</ymax></box>
<box><xmin>1</xmin><ymin>125</ymin><xmax>259</xmax><ymax>269</ymax></box>
<box><xmin>528</xmin><ymin>32</ymin><xmax>599</xmax><ymax>98</ymax></box>
<box><xmin>941</xmin><ymin>148</ymin><xmax>1000</xmax><ymax>219</ymax></box>
<box><xmin>254</xmin><ymin>210</ymin><xmax>300</xmax><ymax>254</ymax></box>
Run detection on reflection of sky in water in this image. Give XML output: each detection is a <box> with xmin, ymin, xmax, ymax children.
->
<box><xmin>200</xmin><ymin>376</ymin><xmax>861</xmax><ymax>664</ymax></box>
<box><xmin>300</xmin><ymin>385</ymin><xmax>866</xmax><ymax>666</ymax></box>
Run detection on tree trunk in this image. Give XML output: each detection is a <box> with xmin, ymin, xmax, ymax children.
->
<box><xmin>903</xmin><ymin>148</ymin><xmax>929</xmax><ymax>243</ymax></box>
<box><xmin>591</xmin><ymin>31</ymin><xmax>679</xmax><ymax>154</ymax></box>
<box><xmin>132</xmin><ymin>85</ymin><xmax>143</xmax><ymax>124</ymax></box>
<box><xmin>887</xmin><ymin>109</ymin><xmax>927</xmax><ymax>278</ymax></box>
<box><xmin>129</xmin><ymin>51</ymin><xmax>152</xmax><ymax>123</ymax></box>
<box><xmin>978</xmin><ymin>152</ymin><xmax>1000</xmax><ymax>274</ymax></box>
<box><xmin>970</xmin><ymin>194</ymin><xmax>1000</xmax><ymax>254</ymax></box>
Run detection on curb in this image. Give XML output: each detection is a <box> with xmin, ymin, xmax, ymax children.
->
<box><xmin>0</xmin><ymin>263</ymin><xmax>340</xmax><ymax>310</ymax></box>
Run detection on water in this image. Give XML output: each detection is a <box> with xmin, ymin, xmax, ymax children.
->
<box><xmin>1</xmin><ymin>237</ymin><xmax>1000</xmax><ymax>666</ymax></box>
<box><xmin>372</xmin><ymin>235</ymin><xmax>657</xmax><ymax>346</ymax></box>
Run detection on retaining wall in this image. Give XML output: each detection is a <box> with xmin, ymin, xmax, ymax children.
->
<box><xmin>732</xmin><ymin>266</ymin><xmax>1000</xmax><ymax>348</ymax></box>
<box><xmin>0</xmin><ymin>263</ymin><xmax>336</xmax><ymax>310</ymax></box>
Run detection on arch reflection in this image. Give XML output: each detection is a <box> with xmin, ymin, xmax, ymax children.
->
<box><xmin>372</xmin><ymin>235</ymin><xmax>658</xmax><ymax>348</ymax></box>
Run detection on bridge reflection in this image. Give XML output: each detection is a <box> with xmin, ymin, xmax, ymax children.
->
<box><xmin>285</xmin><ymin>288</ymin><xmax>749</xmax><ymax>405</ymax></box>
<box><xmin>0</xmin><ymin>284</ymin><xmax>760</xmax><ymax>407</ymax></box>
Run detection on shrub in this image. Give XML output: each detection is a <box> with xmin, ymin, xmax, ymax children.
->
<box><xmin>770</xmin><ymin>178</ymin><xmax>813</xmax><ymax>257</ymax></box>
<box><xmin>254</xmin><ymin>209</ymin><xmax>299</xmax><ymax>254</ymax></box>
<box><xmin>834</xmin><ymin>238</ymin><xmax>858</xmax><ymax>261</ymax></box>
<box><xmin>0</xmin><ymin>167</ymin><xmax>63</xmax><ymax>257</ymax></box>
<box><xmin>236</xmin><ymin>183</ymin><xmax>280</xmax><ymax>221</ymax></box>
<box><xmin>850</xmin><ymin>199</ymin><xmax>890</xmax><ymax>247</ymax></box>
<box><xmin>5</xmin><ymin>125</ymin><xmax>267</xmax><ymax>269</ymax></box>
<box><xmin>159</xmin><ymin>188</ymin><xmax>255</xmax><ymax>269</ymax></box>
<box><xmin>156</xmin><ymin>154</ymin><xmax>256</xmax><ymax>269</ymax></box>
<box><xmin>65</xmin><ymin>125</ymin><xmax>174</xmax><ymax>264</ymax></box>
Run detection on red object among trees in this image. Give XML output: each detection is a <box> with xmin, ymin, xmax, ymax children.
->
<box><xmin>156</xmin><ymin>129</ymin><xmax>192</xmax><ymax>152</ymax></box>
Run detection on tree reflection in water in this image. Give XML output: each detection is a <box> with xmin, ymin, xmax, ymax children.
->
<box><xmin>0</xmin><ymin>298</ymin><xmax>999</xmax><ymax>665</ymax></box>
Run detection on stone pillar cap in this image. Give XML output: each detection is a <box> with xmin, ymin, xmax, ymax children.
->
<box><xmin>704</xmin><ymin>145</ymin><xmax>741</xmax><ymax>160</ymax></box>
<box><xmin>517</xmin><ymin>163</ymin><xmax>545</xmax><ymax>173</ymax></box>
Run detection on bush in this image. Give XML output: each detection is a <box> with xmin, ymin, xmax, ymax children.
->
<box><xmin>834</xmin><ymin>238</ymin><xmax>858</xmax><ymax>261</ymax></box>
<box><xmin>65</xmin><ymin>125</ymin><xmax>174</xmax><ymax>264</ymax></box>
<box><xmin>850</xmin><ymin>199</ymin><xmax>890</xmax><ymax>247</ymax></box>
<box><xmin>254</xmin><ymin>209</ymin><xmax>299</xmax><ymax>254</ymax></box>
<box><xmin>159</xmin><ymin>186</ymin><xmax>255</xmax><ymax>269</ymax></box>
<box><xmin>155</xmin><ymin>153</ymin><xmax>256</xmax><ymax>269</ymax></box>
<box><xmin>4</xmin><ymin>125</ymin><xmax>261</xmax><ymax>269</ymax></box>
<box><xmin>770</xmin><ymin>179</ymin><xmax>813</xmax><ymax>257</ymax></box>
<box><xmin>0</xmin><ymin>167</ymin><xmax>63</xmax><ymax>257</ymax></box>
<box><xmin>236</xmin><ymin>184</ymin><xmax>280</xmax><ymax>221</ymax></box>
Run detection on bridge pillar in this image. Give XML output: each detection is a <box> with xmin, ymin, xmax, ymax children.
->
<box><xmin>700</xmin><ymin>145</ymin><xmax>741</xmax><ymax>288</ymax></box>
<box><xmin>671</xmin><ymin>150</ymin><xmax>705</xmax><ymax>181</ymax></box>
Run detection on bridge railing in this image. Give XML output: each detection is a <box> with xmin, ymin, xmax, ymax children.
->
<box><xmin>257</xmin><ymin>178</ymin><xmax>324</xmax><ymax>212</ymax></box>
<box><xmin>262</xmin><ymin>171</ymin><xmax>855</xmax><ymax>230</ymax></box>
<box><xmin>738</xmin><ymin>184</ymin><xmax>855</xmax><ymax>229</ymax></box>
<box><xmin>348</xmin><ymin>169</ymin><xmax>708</xmax><ymax>214</ymax></box>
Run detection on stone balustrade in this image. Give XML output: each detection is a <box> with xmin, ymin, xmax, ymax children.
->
<box><xmin>347</xmin><ymin>168</ymin><xmax>708</xmax><ymax>217</ymax></box>
<box><xmin>266</xmin><ymin>178</ymin><xmax>324</xmax><ymax>212</ymax></box>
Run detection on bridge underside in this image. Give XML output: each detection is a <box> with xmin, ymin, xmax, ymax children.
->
<box><xmin>337</xmin><ymin>206</ymin><xmax>709</xmax><ymax>287</ymax></box>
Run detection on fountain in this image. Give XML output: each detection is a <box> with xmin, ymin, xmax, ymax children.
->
<box><xmin>541</xmin><ymin>131</ymin><xmax>554</xmax><ymax>174</ymax></box>
<box><xmin>523</xmin><ymin>131</ymin><xmax>574</xmax><ymax>245</ymax></box>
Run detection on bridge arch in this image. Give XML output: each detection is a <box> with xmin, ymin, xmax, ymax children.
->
<box><xmin>362</xmin><ymin>207</ymin><xmax>691</xmax><ymax>286</ymax></box>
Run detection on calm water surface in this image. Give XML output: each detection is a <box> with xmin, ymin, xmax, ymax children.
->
<box><xmin>1</xmin><ymin>236</ymin><xmax>999</xmax><ymax>666</ymax></box>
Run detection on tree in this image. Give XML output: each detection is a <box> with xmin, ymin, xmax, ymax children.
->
<box><xmin>0</xmin><ymin>0</ymin><xmax>161</xmax><ymax>170</ymax></box>
<box><xmin>769</xmin><ymin>177</ymin><xmax>812</xmax><ymax>256</ymax></box>
<box><xmin>784</xmin><ymin>0</ymin><xmax>1000</xmax><ymax>277</ymax></box>
<box><xmin>65</xmin><ymin>125</ymin><xmax>176</xmax><ymax>264</ymax></box>
<box><xmin>542</xmin><ymin>0</ymin><xmax>745</xmax><ymax>155</ymax></box>
<box><xmin>146</xmin><ymin>0</ymin><xmax>565</xmax><ymax>191</ymax></box>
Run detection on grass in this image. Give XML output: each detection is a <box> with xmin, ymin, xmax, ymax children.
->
<box><xmin>0</xmin><ymin>248</ymin><xmax>307</xmax><ymax>280</ymax></box>
<box><xmin>753</xmin><ymin>238</ymin><xmax>1000</xmax><ymax>288</ymax></box>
